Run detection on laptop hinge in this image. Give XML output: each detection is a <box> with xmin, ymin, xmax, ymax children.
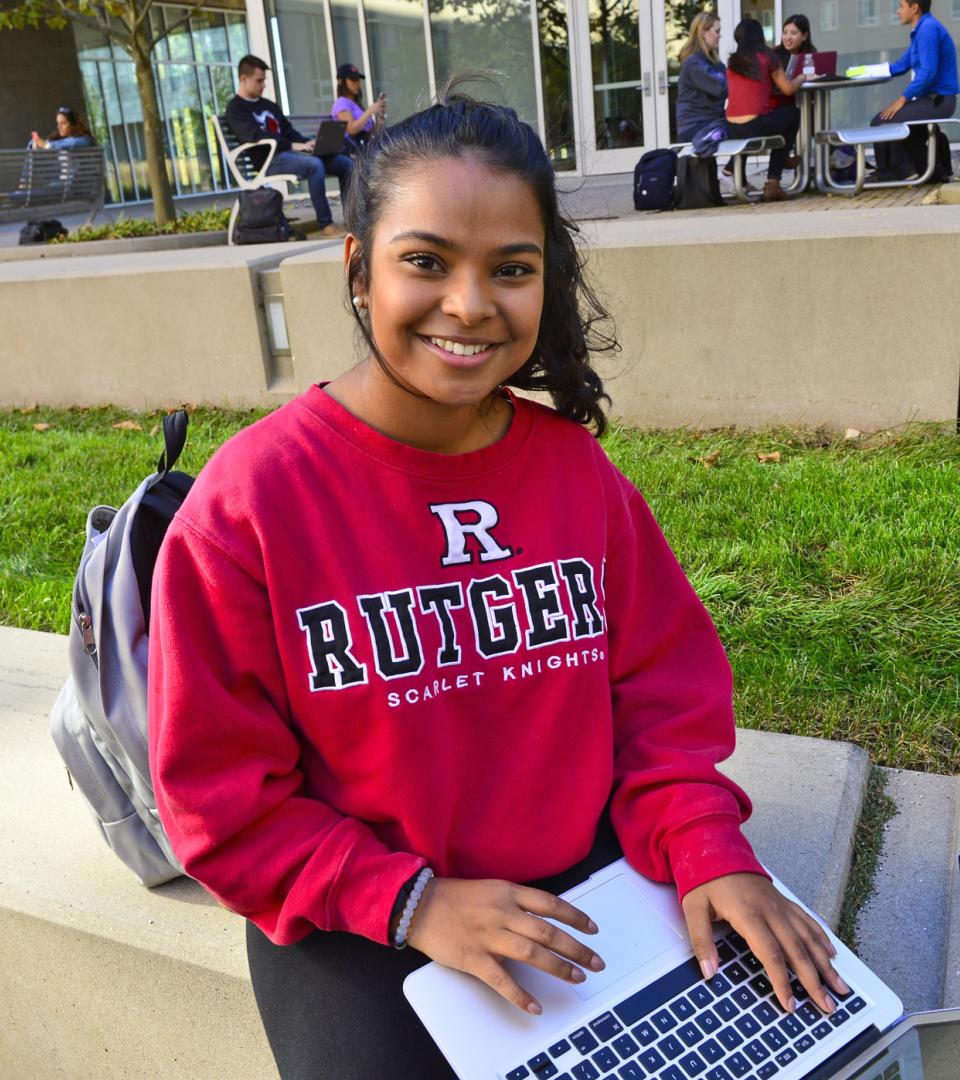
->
<box><xmin>802</xmin><ymin>1025</ymin><xmax>882</xmax><ymax>1079</ymax></box>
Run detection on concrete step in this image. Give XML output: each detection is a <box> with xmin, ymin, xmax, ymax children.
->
<box><xmin>855</xmin><ymin>766</ymin><xmax>960</xmax><ymax>1012</ymax></box>
<box><xmin>0</xmin><ymin>626</ymin><xmax>897</xmax><ymax>1077</ymax></box>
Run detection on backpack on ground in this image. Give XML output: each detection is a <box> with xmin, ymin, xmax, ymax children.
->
<box><xmin>633</xmin><ymin>149</ymin><xmax>678</xmax><ymax>211</ymax></box>
<box><xmin>19</xmin><ymin>218</ymin><xmax>67</xmax><ymax>245</ymax></box>
<box><xmin>675</xmin><ymin>155</ymin><xmax>723</xmax><ymax>210</ymax></box>
<box><xmin>49</xmin><ymin>411</ymin><xmax>193</xmax><ymax>886</ymax></box>
<box><xmin>234</xmin><ymin>187</ymin><xmax>295</xmax><ymax>244</ymax></box>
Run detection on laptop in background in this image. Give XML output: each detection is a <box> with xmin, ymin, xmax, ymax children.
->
<box><xmin>787</xmin><ymin>51</ymin><xmax>839</xmax><ymax>79</ymax></box>
<box><xmin>312</xmin><ymin>118</ymin><xmax>348</xmax><ymax>157</ymax></box>
<box><xmin>404</xmin><ymin>858</ymin><xmax>904</xmax><ymax>1080</ymax></box>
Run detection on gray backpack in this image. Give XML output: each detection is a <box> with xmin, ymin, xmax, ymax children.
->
<box><xmin>50</xmin><ymin>412</ymin><xmax>192</xmax><ymax>886</ymax></box>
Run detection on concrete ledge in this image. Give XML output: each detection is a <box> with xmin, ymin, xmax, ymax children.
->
<box><xmin>3</xmin><ymin>205</ymin><xmax>959</xmax><ymax>427</ymax></box>
<box><xmin>0</xmin><ymin>625</ymin><xmax>874</xmax><ymax>1078</ymax></box>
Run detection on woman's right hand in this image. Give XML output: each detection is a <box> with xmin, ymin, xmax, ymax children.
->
<box><xmin>405</xmin><ymin>877</ymin><xmax>605</xmax><ymax>1014</ymax></box>
<box><xmin>370</xmin><ymin>94</ymin><xmax>387</xmax><ymax>117</ymax></box>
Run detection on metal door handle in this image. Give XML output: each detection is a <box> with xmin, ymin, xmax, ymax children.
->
<box><xmin>658</xmin><ymin>70</ymin><xmax>667</xmax><ymax>95</ymax></box>
<box><xmin>642</xmin><ymin>72</ymin><xmax>651</xmax><ymax>97</ymax></box>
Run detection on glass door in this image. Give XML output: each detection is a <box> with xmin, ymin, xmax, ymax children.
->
<box><xmin>572</xmin><ymin>0</ymin><xmax>660</xmax><ymax>175</ymax></box>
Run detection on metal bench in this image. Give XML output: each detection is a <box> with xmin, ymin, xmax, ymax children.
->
<box><xmin>815</xmin><ymin>117</ymin><xmax>960</xmax><ymax>196</ymax></box>
<box><xmin>675</xmin><ymin>135</ymin><xmax>785</xmax><ymax>204</ymax></box>
<box><xmin>0</xmin><ymin>146</ymin><xmax>105</xmax><ymax>226</ymax></box>
<box><xmin>212</xmin><ymin>114</ymin><xmax>301</xmax><ymax>245</ymax></box>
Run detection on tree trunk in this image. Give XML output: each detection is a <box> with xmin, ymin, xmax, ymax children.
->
<box><xmin>131</xmin><ymin>39</ymin><xmax>176</xmax><ymax>225</ymax></box>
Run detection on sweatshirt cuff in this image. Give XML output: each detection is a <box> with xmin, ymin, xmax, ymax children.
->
<box><xmin>665</xmin><ymin>815</ymin><xmax>769</xmax><ymax>903</ymax></box>
<box><xmin>322</xmin><ymin>831</ymin><xmax>427</xmax><ymax>944</ymax></box>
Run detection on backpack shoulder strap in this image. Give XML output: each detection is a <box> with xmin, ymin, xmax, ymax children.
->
<box><xmin>153</xmin><ymin>410</ymin><xmax>189</xmax><ymax>483</ymax></box>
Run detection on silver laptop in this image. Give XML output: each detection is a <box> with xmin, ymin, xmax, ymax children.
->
<box><xmin>404</xmin><ymin>858</ymin><xmax>904</xmax><ymax>1080</ymax></box>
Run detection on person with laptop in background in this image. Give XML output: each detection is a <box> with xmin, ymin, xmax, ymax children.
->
<box><xmin>870</xmin><ymin>0</ymin><xmax>958</xmax><ymax>182</ymax></box>
<box><xmin>225</xmin><ymin>54</ymin><xmax>352</xmax><ymax>238</ymax></box>
<box><xmin>331</xmin><ymin>62</ymin><xmax>387</xmax><ymax>155</ymax></box>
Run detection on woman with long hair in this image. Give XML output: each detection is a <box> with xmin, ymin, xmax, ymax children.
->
<box><xmin>771</xmin><ymin>14</ymin><xmax>816</xmax><ymax>123</ymax></box>
<box><xmin>676</xmin><ymin>11</ymin><xmax>727</xmax><ymax>143</ymax></box>
<box><xmin>726</xmin><ymin>18</ymin><xmax>806</xmax><ymax>201</ymax></box>
<box><xmin>30</xmin><ymin>106</ymin><xmax>95</xmax><ymax>151</ymax></box>
<box><xmin>332</xmin><ymin>62</ymin><xmax>387</xmax><ymax>153</ymax></box>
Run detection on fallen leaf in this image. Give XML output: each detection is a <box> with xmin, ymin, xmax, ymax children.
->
<box><xmin>843</xmin><ymin>428</ymin><xmax>861</xmax><ymax>440</ymax></box>
<box><xmin>757</xmin><ymin>451</ymin><xmax>781</xmax><ymax>464</ymax></box>
<box><xmin>19</xmin><ymin>403</ymin><xmax>37</xmax><ymax>414</ymax></box>
<box><xmin>112</xmin><ymin>420</ymin><xmax>143</xmax><ymax>431</ymax></box>
<box><xmin>33</xmin><ymin>422</ymin><xmax>51</xmax><ymax>432</ymax></box>
<box><xmin>699</xmin><ymin>450</ymin><xmax>721</xmax><ymax>468</ymax></box>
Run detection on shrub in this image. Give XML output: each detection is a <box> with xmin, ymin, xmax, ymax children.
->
<box><xmin>51</xmin><ymin>208</ymin><xmax>231</xmax><ymax>244</ymax></box>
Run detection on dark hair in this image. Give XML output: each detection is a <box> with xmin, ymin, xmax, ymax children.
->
<box><xmin>728</xmin><ymin>18</ymin><xmax>778</xmax><ymax>81</ymax></box>
<box><xmin>914</xmin><ymin>0</ymin><xmax>931</xmax><ymax>12</ymax></box>
<box><xmin>238</xmin><ymin>54</ymin><xmax>270</xmax><ymax>79</ymax></box>
<box><xmin>774</xmin><ymin>14</ymin><xmax>815</xmax><ymax>65</ymax></box>
<box><xmin>343</xmin><ymin>85</ymin><xmax>615</xmax><ymax>435</ymax></box>
<box><xmin>336</xmin><ymin>77</ymin><xmax>363</xmax><ymax>106</ymax></box>
<box><xmin>50</xmin><ymin>107</ymin><xmax>92</xmax><ymax>141</ymax></box>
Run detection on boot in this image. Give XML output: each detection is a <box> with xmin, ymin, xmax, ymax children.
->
<box><xmin>762</xmin><ymin>179</ymin><xmax>791</xmax><ymax>203</ymax></box>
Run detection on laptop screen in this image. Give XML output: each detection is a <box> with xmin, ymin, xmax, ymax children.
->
<box><xmin>843</xmin><ymin>1015</ymin><xmax>960</xmax><ymax>1079</ymax></box>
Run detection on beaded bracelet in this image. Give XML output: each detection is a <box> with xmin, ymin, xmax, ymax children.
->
<box><xmin>394</xmin><ymin>867</ymin><xmax>434</xmax><ymax>949</ymax></box>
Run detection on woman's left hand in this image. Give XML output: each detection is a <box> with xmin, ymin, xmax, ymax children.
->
<box><xmin>681</xmin><ymin>872</ymin><xmax>850</xmax><ymax>1014</ymax></box>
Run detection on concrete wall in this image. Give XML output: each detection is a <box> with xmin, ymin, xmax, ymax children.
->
<box><xmin>0</xmin><ymin>26</ymin><xmax>86</xmax><ymax>150</ymax></box>
<box><xmin>2</xmin><ymin>208</ymin><xmax>959</xmax><ymax>429</ymax></box>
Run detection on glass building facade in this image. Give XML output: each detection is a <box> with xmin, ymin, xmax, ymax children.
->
<box><xmin>74</xmin><ymin>0</ymin><xmax>960</xmax><ymax>205</ymax></box>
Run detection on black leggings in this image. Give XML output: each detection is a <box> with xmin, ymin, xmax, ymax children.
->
<box><xmin>725</xmin><ymin>105</ymin><xmax>801</xmax><ymax>180</ymax></box>
<box><xmin>246</xmin><ymin>816</ymin><xmax>623</xmax><ymax>1079</ymax></box>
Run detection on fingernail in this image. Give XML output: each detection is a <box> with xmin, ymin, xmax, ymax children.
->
<box><xmin>836</xmin><ymin>975</ymin><xmax>851</xmax><ymax>994</ymax></box>
<box><xmin>700</xmin><ymin>959</ymin><xmax>716</xmax><ymax>980</ymax></box>
<box><xmin>586</xmin><ymin>919</ymin><xmax>599</xmax><ymax>934</ymax></box>
<box><xmin>589</xmin><ymin>955</ymin><xmax>605</xmax><ymax>972</ymax></box>
<box><xmin>787</xmin><ymin>996</ymin><xmax>797</xmax><ymax>1013</ymax></box>
<box><xmin>823</xmin><ymin>995</ymin><xmax>836</xmax><ymax>1014</ymax></box>
<box><xmin>527</xmin><ymin>1000</ymin><xmax>542</xmax><ymax>1015</ymax></box>
<box><xmin>571</xmin><ymin>968</ymin><xmax>586</xmax><ymax>983</ymax></box>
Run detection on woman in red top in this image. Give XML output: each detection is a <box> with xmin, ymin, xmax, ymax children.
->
<box><xmin>726</xmin><ymin>18</ymin><xmax>806</xmax><ymax>201</ymax></box>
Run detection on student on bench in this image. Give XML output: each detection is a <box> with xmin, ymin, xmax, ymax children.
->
<box><xmin>870</xmin><ymin>0</ymin><xmax>958</xmax><ymax>182</ymax></box>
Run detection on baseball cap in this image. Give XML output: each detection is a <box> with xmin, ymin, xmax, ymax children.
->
<box><xmin>336</xmin><ymin>63</ymin><xmax>365</xmax><ymax>79</ymax></box>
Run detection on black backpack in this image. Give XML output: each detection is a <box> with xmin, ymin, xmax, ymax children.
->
<box><xmin>633</xmin><ymin>149</ymin><xmax>678</xmax><ymax>211</ymax></box>
<box><xmin>675</xmin><ymin>156</ymin><xmax>723</xmax><ymax>211</ymax></box>
<box><xmin>234</xmin><ymin>188</ymin><xmax>295</xmax><ymax>244</ymax></box>
<box><xmin>19</xmin><ymin>218</ymin><xmax>67</xmax><ymax>245</ymax></box>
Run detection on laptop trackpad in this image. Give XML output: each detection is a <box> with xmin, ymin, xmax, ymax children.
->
<box><xmin>564</xmin><ymin>873</ymin><xmax>683</xmax><ymax>1000</ymax></box>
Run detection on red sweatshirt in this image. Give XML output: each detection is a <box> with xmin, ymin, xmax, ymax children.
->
<box><xmin>148</xmin><ymin>387</ymin><xmax>765</xmax><ymax>947</ymax></box>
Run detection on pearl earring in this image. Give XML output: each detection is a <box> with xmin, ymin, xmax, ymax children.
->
<box><xmin>352</xmin><ymin>295</ymin><xmax>366</xmax><ymax>309</ymax></box>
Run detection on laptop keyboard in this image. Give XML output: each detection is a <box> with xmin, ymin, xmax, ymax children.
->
<box><xmin>504</xmin><ymin>928</ymin><xmax>866</xmax><ymax>1080</ymax></box>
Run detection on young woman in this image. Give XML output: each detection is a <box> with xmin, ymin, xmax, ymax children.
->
<box><xmin>148</xmin><ymin>89</ymin><xmax>846</xmax><ymax>1079</ymax></box>
<box><xmin>332</xmin><ymin>61</ymin><xmax>387</xmax><ymax>153</ymax></box>
<box><xmin>771</xmin><ymin>14</ymin><xmax>816</xmax><ymax>128</ymax></box>
<box><xmin>30</xmin><ymin>107</ymin><xmax>95</xmax><ymax>150</ymax></box>
<box><xmin>676</xmin><ymin>12</ymin><xmax>726</xmax><ymax>143</ymax></box>
<box><xmin>726</xmin><ymin>19</ymin><xmax>806</xmax><ymax>201</ymax></box>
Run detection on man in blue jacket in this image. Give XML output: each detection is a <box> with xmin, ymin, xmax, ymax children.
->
<box><xmin>870</xmin><ymin>0</ymin><xmax>958</xmax><ymax>181</ymax></box>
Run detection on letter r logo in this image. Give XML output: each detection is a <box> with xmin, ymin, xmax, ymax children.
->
<box><xmin>429</xmin><ymin>500</ymin><xmax>513</xmax><ymax>566</ymax></box>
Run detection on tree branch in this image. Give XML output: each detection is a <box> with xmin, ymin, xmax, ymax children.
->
<box><xmin>148</xmin><ymin>0</ymin><xmax>205</xmax><ymax>44</ymax></box>
<box><xmin>51</xmin><ymin>0</ymin><xmax>128</xmax><ymax>47</ymax></box>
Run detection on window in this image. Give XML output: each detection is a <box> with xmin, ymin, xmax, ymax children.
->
<box><xmin>820</xmin><ymin>1</ymin><xmax>839</xmax><ymax>33</ymax></box>
<box><xmin>857</xmin><ymin>0</ymin><xmax>879</xmax><ymax>27</ymax></box>
<box><xmin>890</xmin><ymin>0</ymin><xmax>901</xmax><ymax>24</ymax></box>
<box><xmin>952</xmin><ymin>0</ymin><xmax>960</xmax><ymax>19</ymax></box>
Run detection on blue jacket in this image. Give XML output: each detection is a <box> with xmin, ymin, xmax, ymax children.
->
<box><xmin>889</xmin><ymin>12</ymin><xmax>959</xmax><ymax>100</ymax></box>
<box><xmin>676</xmin><ymin>53</ymin><xmax>727</xmax><ymax>141</ymax></box>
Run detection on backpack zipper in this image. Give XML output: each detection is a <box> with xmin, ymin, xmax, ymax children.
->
<box><xmin>76</xmin><ymin>608</ymin><xmax>97</xmax><ymax>656</ymax></box>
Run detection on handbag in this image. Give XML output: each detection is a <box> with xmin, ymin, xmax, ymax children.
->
<box><xmin>675</xmin><ymin>156</ymin><xmax>723</xmax><ymax>211</ymax></box>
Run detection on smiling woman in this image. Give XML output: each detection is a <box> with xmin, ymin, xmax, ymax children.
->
<box><xmin>148</xmin><ymin>87</ymin><xmax>848</xmax><ymax>1080</ymax></box>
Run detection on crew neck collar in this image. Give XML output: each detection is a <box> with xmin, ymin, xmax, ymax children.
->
<box><xmin>297</xmin><ymin>384</ymin><xmax>537</xmax><ymax>480</ymax></box>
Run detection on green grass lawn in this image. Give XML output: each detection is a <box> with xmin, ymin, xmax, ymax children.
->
<box><xmin>3</xmin><ymin>406</ymin><xmax>958</xmax><ymax>773</ymax></box>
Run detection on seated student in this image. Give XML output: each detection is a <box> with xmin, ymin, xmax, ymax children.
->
<box><xmin>149</xmin><ymin>86</ymin><xmax>848</xmax><ymax>1080</ymax></box>
<box><xmin>771</xmin><ymin>15</ymin><xmax>816</xmax><ymax>164</ymax></box>
<box><xmin>331</xmin><ymin>62</ymin><xmax>387</xmax><ymax>154</ymax></box>
<box><xmin>725</xmin><ymin>18</ymin><xmax>806</xmax><ymax>202</ymax></box>
<box><xmin>870</xmin><ymin>0</ymin><xmax>958</xmax><ymax>182</ymax></box>
<box><xmin>676</xmin><ymin>12</ymin><xmax>726</xmax><ymax>143</ymax></box>
<box><xmin>225</xmin><ymin>54</ymin><xmax>352</xmax><ymax>238</ymax></box>
<box><xmin>31</xmin><ymin>107</ymin><xmax>95</xmax><ymax>150</ymax></box>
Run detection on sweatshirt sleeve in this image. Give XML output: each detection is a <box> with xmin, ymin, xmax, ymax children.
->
<box><xmin>603</xmin><ymin>474</ymin><xmax>767</xmax><ymax>902</ymax></box>
<box><xmin>686</xmin><ymin>57</ymin><xmax>727</xmax><ymax>99</ymax></box>
<box><xmin>148</xmin><ymin>519</ymin><xmax>425</xmax><ymax>945</ymax></box>
<box><xmin>902</xmin><ymin>24</ymin><xmax>938</xmax><ymax>100</ymax></box>
<box><xmin>888</xmin><ymin>46</ymin><xmax>912</xmax><ymax>80</ymax></box>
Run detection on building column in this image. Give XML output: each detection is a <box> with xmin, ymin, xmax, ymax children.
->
<box><xmin>244</xmin><ymin>0</ymin><xmax>278</xmax><ymax>102</ymax></box>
